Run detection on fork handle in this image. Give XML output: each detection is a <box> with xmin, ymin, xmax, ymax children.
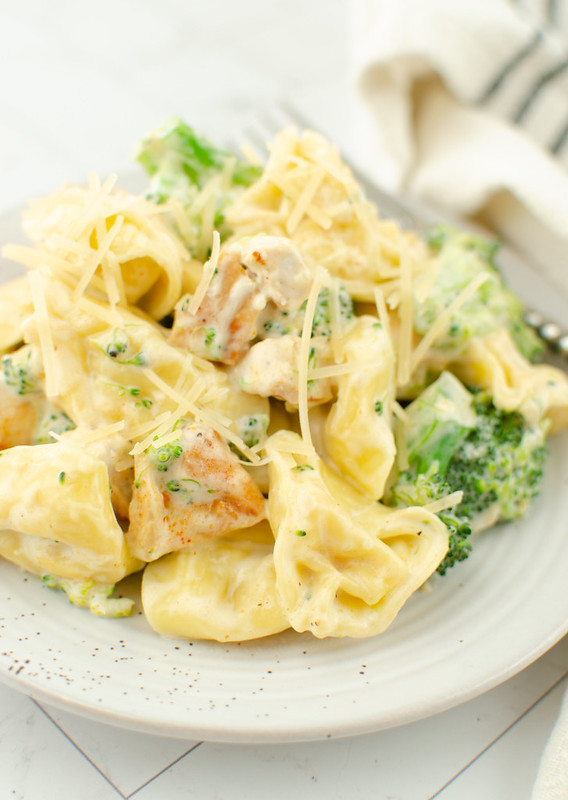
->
<box><xmin>524</xmin><ymin>310</ymin><xmax>568</xmax><ymax>356</ymax></box>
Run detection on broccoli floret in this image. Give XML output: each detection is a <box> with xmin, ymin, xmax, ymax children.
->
<box><xmin>415</xmin><ymin>224</ymin><xmax>543</xmax><ymax>362</ymax></box>
<box><xmin>262</xmin><ymin>286</ymin><xmax>354</xmax><ymax>340</ymax></box>
<box><xmin>447</xmin><ymin>393</ymin><xmax>547</xmax><ymax>522</ymax></box>
<box><xmin>390</xmin><ymin>465</ymin><xmax>473</xmax><ymax>575</ymax></box>
<box><xmin>135</xmin><ymin>117</ymin><xmax>262</xmax><ymax>256</ymax></box>
<box><xmin>40</xmin><ymin>575</ymin><xmax>134</xmax><ymax>617</ymax></box>
<box><xmin>388</xmin><ymin>372</ymin><xmax>548</xmax><ymax>574</ymax></box>
<box><xmin>147</xmin><ymin>438</ymin><xmax>183</xmax><ymax>472</ymax></box>
<box><xmin>2</xmin><ymin>348</ymin><xmax>41</xmax><ymax>395</ymax></box>
<box><xmin>33</xmin><ymin>407</ymin><xmax>75</xmax><ymax>444</ymax></box>
<box><xmin>237</xmin><ymin>413</ymin><xmax>270</xmax><ymax>448</ymax></box>
<box><xmin>308</xmin><ymin>286</ymin><xmax>353</xmax><ymax>339</ymax></box>
<box><xmin>403</xmin><ymin>371</ymin><xmax>477</xmax><ymax>474</ymax></box>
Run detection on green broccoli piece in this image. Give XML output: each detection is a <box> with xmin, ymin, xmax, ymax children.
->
<box><xmin>237</xmin><ymin>413</ymin><xmax>270</xmax><ymax>449</ymax></box>
<box><xmin>135</xmin><ymin>117</ymin><xmax>262</xmax><ymax>255</ymax></box>
<box><xmin>147</xmin><ymin>438</ymin><xmax>183</xmax><ymax>472</ymax></box>
<box><xmin>40</xmin><ymin>575</ymin><xmax>134</xmax><ymax>617</ymax></box>
<box><xmin>388</xmin><ymin>371</ymin><xmax>548</xmax><ymax>575</ymax></box>
<box><xmin>415</xmin><ymin>224</ymin><xmax>543</xmax><ymax>362</ymax></box>
<box><xmin>403</xmin><ymin>371</ymin><xmax>477</xmax><ymax>474</ymax></box>
<box><xmin>390</xmin><ymin>465</ymin><xmax>474</xmax><ymax>575</ymax></box>
<box><xmin>2</xmin><ymin>348</ymin><xmax>41</xmax><ymax>396</ymax></box>
<box><xmin>446</xmin><ymin>393</ymin><xmax>547</xmax><ymax>523</ymax></box>
<box><xmin>262</xmin><ymin>286</ymin><xmax>354</xmax><ymax>340</ymax></box>
<box><xmin>308</xmin><ymin>286</ymin><xmax>354</xmax><ymax>339</ymax></box>
<box><xmin>33</xmin><ymin>407</ymin><xmax>75</xmax><ymax>444</ymax></box>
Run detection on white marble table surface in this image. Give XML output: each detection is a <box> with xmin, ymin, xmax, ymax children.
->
<box><xmin>0</xmin><ymin>1</ymin><xmax>566</xmax><ymax>798</ymax></box>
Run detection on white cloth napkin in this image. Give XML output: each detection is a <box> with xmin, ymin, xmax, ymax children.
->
<box><xmin>349</xmin><ymin>1</ymin><xmax>568</xmax><ymax>797</ymax></box>
<box><xmin>349</xmin><ymin>0</ymin><xmax>568</xmax><ymax>299</ymax></box>
<box><xmin>533</xmin><ymin>686</ymin><xmax>568</xmax><ymax>800</ymax></box>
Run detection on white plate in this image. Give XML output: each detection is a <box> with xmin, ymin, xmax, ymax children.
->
<box><xmin>1</xmin><ymin>200</ymin><xmax>568</xmax><ymax>744</ymax></box>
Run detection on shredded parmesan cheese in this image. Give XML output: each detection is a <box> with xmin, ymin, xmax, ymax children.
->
<box><xmin>190</xmin><ymin>405</ymin><xmax>260</xmax><ymax>464</ymax></box>
<box><xmin>392</xmin><ymin>401</ymin><xmax>411</xmax><ymax>472</ymax></box>
<box><xmin>2</xmin><ymin>243</ymin><xmax>74</xmax><ymax>275</ymax></box>
<box><xmin>186</xmin><ymin>230</ymin><xmax>221</xmax><ymax>316</ymax></box>
<box><xmin>409</xmin><ymin>273</ymin><xmax>491</xmax><ymax>377</ymax></box>
<box><xmin>142</xmin><ymin>369</ymin><xmax>206</xmax><ymax>415</ymax></box>
<box><xmin>396</xmin><ymin>239</ymin><xmax>414</xmax><ymax>388</ymax></box>
<box><xmin>423</xmin><ymin>490</ymin><xmax>464</xmax><ymax>515</ymax></box>
<box><xmin>297</xmin><ymin>266</ymin><xmax>326</xmax><ymax>451</ymax></box>
<box><xmin>132</xmin><ymin>413</ymin><xmax>181</xmax><ymax>456</ymax></box>
<box><xmin>76</xmin><ymin>295</ymin><xmax>125</xmax><ymax>326</ymax></box>
<box><xmin>139</xmin><ymin>368</ymin><xmax>260</xmax><ymax>463</ymax></box>
<box><xmin>286</xmin><ymin>166</ymin><xmax>325</xmax><ymax>235</ymax></box>
<box><xmin>68</xmin><ymin>173</ymin><xmax>118</xmax><ymax>240</ymax></box>
<box><xmin>374</xmin><ymin>286</ymin><xmax>392</xmax><ymax>342</ymax></box>
<box><xmin>309</xmin><ymin>358</ymin><xmax>380</xmax><ymax>380</ymax></box>
<box><xmin>72</xmin><ymin>215</ymin><xmax>124</xmax><ymax>301</ymax></box>
<box><xmin>392</xmin><ymin>400</ymin><xmax>411</xmax><ymax>426</ymax></box>
<box><xmin>28</xmin><ymin>270</ymin><xmax>59</xmax><ymax>398</ymax></box>
<box><xmin>51</xmin><ymin>420</ymin><xmax>126</xmax><ymax>446</ymax></box>
<box><xmin>126</xmin><ymin>410</ymin><xmax>173</xmax><ymax>442</ymax></box>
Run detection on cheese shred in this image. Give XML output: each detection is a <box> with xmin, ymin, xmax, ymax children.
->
<box><xmin>28</xmin><ymin>270</ymin><xmax>59</xmax><ymax>398</ymax></box>
<box><xmin>297</xmin><ymin>266</ymin><xmax>326</xmax><ymax>451</ymax></box>
<box><xmin>186</xmin><ymin>230</ymin><xmax>221</xmax><ymax>316</ymax></box>
<box><xmin>409</xmin><ymin>273</ymin><xmax>491</xmax><ymax>377</ymax></box>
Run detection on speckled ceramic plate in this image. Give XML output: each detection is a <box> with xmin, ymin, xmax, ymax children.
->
<box><xmin>1</xmin><ymin>199</ymin><xmax>568</xmax><ymax>743</ymax></box>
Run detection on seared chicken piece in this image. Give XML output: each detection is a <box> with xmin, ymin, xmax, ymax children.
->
<box><xmin>127</xmin><ymin>422</ymin><xmax>266</xmax><ymax>561</ymax></box>
<box><xmin>169</xmin><ymin>235</ymin><xmax>312</xmax><ymax>364</ymax></box>
<box><xmin>232</xmin><ymin>335</ymin><xmax>334</xmax><ymax>407</ymax></box>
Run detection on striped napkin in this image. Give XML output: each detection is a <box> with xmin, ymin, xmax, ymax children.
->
<box><xmin>349</xmin><ymin>0</ymin><xmax>568</xmax><ymax>299</ymax></box>
<box><xmin>349</xmin><ymin>1</ymin><xmax>568</xmax><ymax>797</ymax></box>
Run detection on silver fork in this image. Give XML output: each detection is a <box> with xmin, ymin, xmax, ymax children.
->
<box><xmin>237</xmin><ymin>104</ymin><xmax>568</xmax><ymax>358</ymax></box>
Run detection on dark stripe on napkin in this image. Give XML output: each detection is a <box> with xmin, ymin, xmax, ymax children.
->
<box><xmin>514</xmin><ymin>56</ymin><xmax>568</xmax><ymax>122</ymax></box>
<box><xmin>478</xmin><ymin>29</ymin><xmax>543</xmax><ymax>105</ymax></box>
<box><xmin>550</xmin><ymin>115</ymin><xmax>568</xmax><ymax>152</ymax></box>
<box><xmin>547</xmin><ymin>0</ymin><xmax>559</xmax><ymax>25</ymax></box>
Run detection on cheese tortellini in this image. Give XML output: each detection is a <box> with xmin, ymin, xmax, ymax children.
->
<box><xmin>324</xmin><ymin>316</ymin><xmax>396</xmax><ymax>500</ymax></box>
<box><xmin>0</xmin><ymin>441</ymin><xmax>141</xmax><ymax>582</ymax></box>
<box><xmin>453</xmin><ymin>329</ymin><xmax>568</xmax><ymax>432</ymax></box>
<box><xmin>266</xmin><ymin>431</ymin><xmax>448</xmax><ymax>638</ymax></box>
<box><xmin>142</xmin><ymin>522</ymin><xmax>289</xmax><ymax>641</ymax></box>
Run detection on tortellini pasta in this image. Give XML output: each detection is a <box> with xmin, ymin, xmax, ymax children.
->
<box><xmin>324</xmin><ymin>316</ymin><xmax>396</xmax><ymax>499</ymax></box>
<box><xmin>142</xmin><ymin>522</ymin><xmax>289</xmax><ymax>642</ymax></box>
<box><xmin>453</xmin><ymin>329</ymin><xmax>568</xmax><ymax>431</ymax></box>
<box><xmin>0</xmin><ymin>441</ymin><xmax>141</xmax><ymax>582</ymax></box>
<box><xmin>266</xmin><ymin>431</ymin><xmax>449</xmax><ymax>638</ymax></box>
<box><xmin>0</xmin><ymin>276</ymin><xmax>33</xmax><ymax>354</ymax></box>
<box><xmin>21</xmin><ymin>185</ymin><xmax>188</xmax><ymax>320</ymax></box>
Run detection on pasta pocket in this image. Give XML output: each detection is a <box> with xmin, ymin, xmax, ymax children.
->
<box><xmin>22</xmin><ymin>277</ymin><xmax>269</xmax><ymax>444</ymax></box>
<box><xmin>453</xmin><ymin>329</ymin><xmax>568</xmax><ymax>431</ymax></box>
<box><xmin>0</xmin><ymin>276</ymin><xmax>33</xmax><ymax>354</ymax></box>
<box><xmin>142</xmin><ymin>522</ymin><xmax>289</xmax><ymax>642</ymax></box>
<box><xmin>266</xmin><ymin>431</ymin><xmax>448</xmax><ymax>638</ymax></box>
<box><xmin>324</xmin><ymin>316</ymin><xmax>396</xmax><ymax>499</ymax></box>
<box><xmin>16</xmin><ymin>184</ymin><xmax>188</xmax><ymax>320</ymax></box>
<box><xmin>226</xmin><ymin>128</ymin><xmax>427</xmax><ymax>286</ymax></box>
<box><xmin>0</xmin><ymin>441</ymin><xmax>141</xmax><ymax>582</ymax></box>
